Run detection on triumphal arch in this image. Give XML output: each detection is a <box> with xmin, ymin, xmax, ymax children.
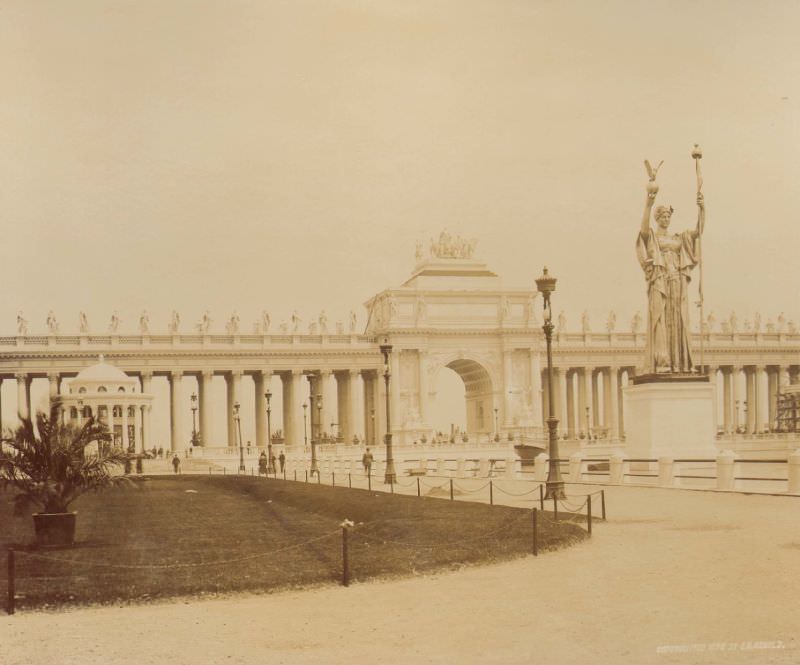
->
<box><xmin>1</xmin><ymin>232</ymin><xmax>798</xmax><ymax>454</ymax></box>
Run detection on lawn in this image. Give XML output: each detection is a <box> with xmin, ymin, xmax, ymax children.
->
<box><xmin>0</xmin><ymin>476</ymin><xmax>586</xmax><ymax>611</ymax></box>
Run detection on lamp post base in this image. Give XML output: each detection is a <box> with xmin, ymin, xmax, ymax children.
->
<box><xmin>544</xmin><ymin>479</ymin><xmax>566</xmax><ymax>500</ymax></box>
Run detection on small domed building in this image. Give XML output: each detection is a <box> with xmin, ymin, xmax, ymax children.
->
<box><xmin>54</xmin><ymin>355</ymin><xmax>153</xmax><ymax>452</ymax></box>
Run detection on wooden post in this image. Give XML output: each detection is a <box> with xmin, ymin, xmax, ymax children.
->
<box><xmin>7</xmin><ymin>549</ymin><xmax>15</xmax><ymax>615</ymax></box>
<box><xmin>539</xmin><ymin>483</ymin><xmax>544</xmax><ymax>511</ymax></box>
<box><xmin>368</xmin><ymin>473</ymin><xmax>372</xmax><ymax>491</ymax></box>
<box><xmin>532</xmin><ymin>510</ymin><xmax>538</xmax><ymax>557</ymax></box>
<box><xmin>601</xmin><ymin>490</ymin><xmax>606</xmax><ymax>520</ymax></box>
<box><xmin>332</xmin><ymin>472</ymin><xmax>335</xmax><ymax>487</ymax></box>
<box><xmin>587</xmin><ymin>494</ymin><xmax>593</xmax><ymax>537</ymax></box>
<box><xmin>417</xmin><ymin>477</ymin><xmax>421</xmax><ymax>497</ymax></box>
<box><xmin>489</xmin><ymin>480</ymin><xmax>493</xmax><ymax>506</ymax></box>
<box><xmin>449</xmin><ymin>478</ymin><xmax>454</xmax><ymax>501</ymax></box>
<box><xmin>349</xmin><ymin>473</ymin><xmax>352</xmax><ymax>489</ymax></box>
<box><xmin>341</xmin><ymin>525</ymin><xmax>350</xmax><ymax>587</ymax></box>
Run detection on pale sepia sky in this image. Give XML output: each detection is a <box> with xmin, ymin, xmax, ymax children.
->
<box><xmin>1</xmin><ymin>0</ymin><xmax>798</xmax><ymax>439</ymax></box>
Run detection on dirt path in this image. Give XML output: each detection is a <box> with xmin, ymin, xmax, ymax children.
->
<box><xmin>3</xmin><ymin>484</ymin><xmax>799</xmax><ymax>665</ymax></box>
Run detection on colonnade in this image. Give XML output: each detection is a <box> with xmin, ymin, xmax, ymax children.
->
<box><xmin>1</xmin><ymin>368</ymin><xmax>385</xmax><ymax>452</ymax></box>
<box><xmin>717</xmin><ymin>364</ymin><xmax>800</xmax><ymax>434</ymax></box>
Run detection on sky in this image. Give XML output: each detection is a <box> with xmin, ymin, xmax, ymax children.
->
<box><xmin>1</xmin><ymin>0</ymin><xmax>798</xmax><ymax>439</ymax></box>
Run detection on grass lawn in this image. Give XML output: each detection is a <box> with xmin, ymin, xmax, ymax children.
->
<box><xmin>0</xmin><ymin>476</ymin><xmax>586</xmax><ymax>611</ymax></box>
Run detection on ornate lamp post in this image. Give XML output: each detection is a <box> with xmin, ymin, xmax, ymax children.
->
<box><xmin>190</xmin><ymin>392</ymin><xmax>199</xmax><ymax>447</ymax></box>
<box><xmin>308</xmin><ymin>387</ymin><xmax>319</xmax><ymax>477</ymax></box>
<box><xmin>317</xmin><ymin>400</ymin><xmax>323</xmax><ymax>446</ymax></box>
<box><xmin>493</xmin><ymin>407</ymin><xmax>500</xmax><ymax>442</ymax></box>
<box><xmin>535</xmin><ymin>267</ymin><xmax>565</xmax><ymax>500</ymax></box>
<box><xmin>233</xmin><ymin>401</ymin><xmax>245</xmax><ymax>473</ymax></box>
<box><xmin>370</xmin><ymin>409</ymin><xmax>375</xmax><ymax>446</ymax></box>
<box><xmin>380</xmin><ymin>338</ymin><xmax>396</xmax><ymax>484</ymax></box>
<box><xmin>265</xmin><ymin>390</ymin><xmax>274</xmax><ymax>474</ymax></box>
<box><xmin>302</xmin><ymin>402</ymin><xmax>308</xmax><ymax>450</ymax></box>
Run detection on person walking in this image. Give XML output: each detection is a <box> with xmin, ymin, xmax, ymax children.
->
<box><xmin>172</xmin><ymin>454</ymin><xmax>181</xmax><ymax>474</ymax></box>
<box><xmin>362</xmin><ymin>448</ymin><xmax>374</xmax><ymax>476</ymax></box>
<box><xmin>278</xmin><ymin>451</ymin><xmax>286</xmax><ymax>473</ymax></box>
<box><xmin>258</xmin><ymin>451</ymin><xmax>268</xmax><ymax>476</ymax></box>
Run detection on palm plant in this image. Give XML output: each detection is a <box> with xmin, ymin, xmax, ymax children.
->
<box><xmin>0</xmin><ymin>405</ymin><xmax>129</xmax><ymax>516</ymax></box>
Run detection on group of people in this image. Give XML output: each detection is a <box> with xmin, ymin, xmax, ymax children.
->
<box><xmin>258</xmin><ymin>450</ymin><xmax>286</xmax><ymax>475</ymax></box>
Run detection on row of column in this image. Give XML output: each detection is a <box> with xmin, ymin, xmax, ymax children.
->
<box><xmin>718</xmin><ymin>365</ymin><xmax>799</xmax><ymax>434</ymax></box>
<box><xmin>4</xmin><ymin>369</ymin><xmax>383</xmax><ymax>452</ymax></box>
<box><xmin>543</xmin><ymin>366</ymin><xmax>633</xmax><ymax>441</ymax></box>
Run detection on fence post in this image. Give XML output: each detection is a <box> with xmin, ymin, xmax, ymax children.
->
<box><xmin>283</xmin><ymin>468</ymin><xmax>287</xmax><ymax>481</ymax></box>
<box><xmin>417</xmin><ymin>477</ymin><xmax>421</xmax><ymax>497</ymax></box>
<box><xmin>788</xmin><ymin>450</ymin><xmax>800</xmax><ymax>494</ymax></box>
<box><xmin>449</xmin><ymin>478</ymin><xmax>454</xmax><ymax>501</ymax></box>
<box><xmin>601</xmin><ymin>490</ymin><xmax>606</xmax><ymax>520</ymax></box>
<box><xmin>569</xmin><ymin>452</ymin><xmax>583</xmax><ymax>483</ymax></box>
<box><xmin>349</xmin><ymin>473</ymin><xmax>352</xmax><ymax>489</ymax></box>
<box><xmin>368</xmin><ymin>473</ymin><xmax>372</xmax><ymax>491</ymax></box>
<box><xmin>658</xmin><ymin>457</ymin><xmax>675</xmax><ymax>488</ymax></box>
<box><xmin>305</xmin><ymin>470</ymin><xmax>308</xmax><ymax>483</ymax></box>
<box><xmin>7</xmin><ymin>548</ymin><xmax>15</xmax><ymax>615</ymax></box>
<box><xmin>489</xmin><ymin>480</ymin><xmax>493</xmax><ymax>505</ymax></box>
<box><xmin>539</xmin><ymin>483</ymin><xmax>544</xmax><ymax>511</ymax></box>
<box><xmin>716</xmin><ymin>450</ymin><xmax>737</xmax><ymax>490</ymax></box>
<box><xmin>553</xmin><ymin>495</ymin><xmax>558</xmax><ymax>521</ymax></box>
<box><xmin>341</xmin><ymin>523</ymin><xmax>350</xmax><ymax>587</ymax></box>
<box><xmin>609</xmin><ymin>454</ymin><xmax>624</xmax><ymax>484</ymax></box>
<box><xmin>587</xmin><ymin>495</ymin><xmax>592</xmax><ymax>537</ymax></box>
<box><xmin>318</xmin><ymin>471</ymin><xmax>321</xmax><ymax>485</ymax></box>
<box><xmin>294</xmin><ymin>470</ymin><xmax>297</xmax><ymax>482</ymax></box>
<box><xmin>532</xmin><ymin>510</ymin><xmax>538</xmax><ymax>556</ymax></box>
<box><xmin>223</xmin><ymin>467</ymin><xmax>226</xmax><ymax>476</ymax></box>
<box><xmin>332</xmin><ymin>472</ymin><xmax>335</xmax><ymax>488</ymax></box>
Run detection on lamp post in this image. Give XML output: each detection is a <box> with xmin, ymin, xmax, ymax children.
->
<box><xmin>234</xmin><ymin>401</ymin><xmax>245</xmax><ymax>473</ymax></box>
<box><xmin>190</xmin><ymin>392</ymin><xmax>199</xmax><ymax>447</ymax></box>
<box><xmin>308</xmin><ymin>382</ymin><xmax>319</xmax><ymax>477</ymax></box>
<box><xmin>302</xmin><ymin>402</ymin><xmax>308</xmax><ymax>450</ymax></box>
<box><xmin>535</xmin><ymin>267</ymin><xmax>565</xmax><ymax>500</ymax></box>
<box><xmin>370</xmin><ymin>408</ymin><xmax>375</xmax><ymax>446</ymax></box>
<box><xmin>265</xmin><ymin>390</ymin><xmax>274</xmax><ymax>474</ymax></box>
<box><xmin>317</xmin><ymin>400</ymin><xmax>323</xmax><ymax>446</ymax></box>
<box><xmin>380</xmin><ymin>338</ymin><xmax>396</xmax><ymax>484</ymax></box>
<box><xmin>493</xmin><ymin>407</ymin><xmax>499</xmax><ymax>442</ymax></box>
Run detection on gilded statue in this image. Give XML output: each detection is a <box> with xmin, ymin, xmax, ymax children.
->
<box><xmin>637</xmin><ymin>159</ymin><xmax>705</xmax><ymax>373</ymax></box>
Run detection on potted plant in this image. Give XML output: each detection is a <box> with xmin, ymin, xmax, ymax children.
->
<box><xmin>0</xmin><ymin>406</ymin><xmax>129</xmax><ymax>547</ymax></box>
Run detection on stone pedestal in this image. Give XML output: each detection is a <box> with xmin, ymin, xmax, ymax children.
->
<box><xmin>623</xmin><ymin>375</ymin><xmax>717</xmax><ymax>459</ymax></box>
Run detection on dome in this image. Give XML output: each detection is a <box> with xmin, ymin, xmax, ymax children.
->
<box><xmin>74</xmin><ymin>355</ymin><xmax>135</xmax><ymax>384</ymax></box>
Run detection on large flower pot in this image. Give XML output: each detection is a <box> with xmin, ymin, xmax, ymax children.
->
<box><xmin>33</xmin><ymin>512</ymin><xmax>77</xmax><ymax>548</ymax></box>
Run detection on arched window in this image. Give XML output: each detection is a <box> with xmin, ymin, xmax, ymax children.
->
<box><xmin>78</xmin><ymin>386</ymin><xmax>87</xmax><ymax>394</ymax></box>
<box><xmin>118</xmin><ymin>386</ymin><xmax>125</xmax><ymax>393</ymax></box>
<box><xmin>98</xmin><ymin>386</ymin><xmax>107</xmax><ymax>393</ymax></box>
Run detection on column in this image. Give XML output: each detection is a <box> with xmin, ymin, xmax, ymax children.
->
<box><xmin>319</xmin><ymin>370</ymin><xmax>334</xmax><ymax>437</ymax></box>
<box><xmin>48</xmin><ymin>372</ymin><xmax>59</xmax><ymax>399</ymax></box>
<box><xmin>755</xmin><ymin>366</ymin><xmax>765</xmax><ymax>432</ymax></box>
<box><xmin>418</xmin><ymin>352</ymin><xmax>430</xmax><ymax>426</ymax></box>
<box><xmin>745</xmin><ymin>367</ymin><xmax>755</xmax><ymax>434</ymax></box>
<box><xmin>731</xmin><ymin>366</ymin><xmax>740</xmax><ymax>432</ymax></box>
<box><xmin>198</xmin><ymin>370</ymin><xmax>213</xmax><ymax>447</ymax></box>
<box><xmin>565</xmin><ymin>369</ymin><xmax>575</xmax><ymax>438</ymax></box>
<box><xmin>170</xmin><ymin>370</ymin><xmax>184</xmax><ymax>452</ymax></box>
<box><xmin>503</xmin><ymin>350</ymin><xmax>514</xmax><ymax>426</ymax></box>
<box><xmin>558</xmin><ymin>367</ymin><xmax>568</xmax><ymax>435</ymax></box>
<box><xmin>375</xmin><ymin>369</ymin><xmax>386</xmax><ymax>443</ymax></box>
<box><xmin>141</xmin><ymin>404</ymin><xmax>151</xmax><ymax>453</ymax></box>
<box><xmin>348</xmin><ymin>370</ymin><xmax>360</xmax><ymax>442</ymax></box>
<box><xmin>530</xmin><ymin>351</ymin><xmax>543</xmax><ymax>427</ymax></box>
<box><xmin>254</xmin><ymin>370</ymin><xmax>268</xmax><ymax>448</ymax></box>
<box><xmin>617</xmin><ymin>369</ymin><xmax>626</xmax><ymax>439</ymax></box>
<box><xmin>390</xmin><ymin>350</ymin><xmax>401</xmax><ymax>433</ymax></box>
<box><xmin>723</xmin><ymin>367</ymin><xmax>732</xmax><ymax>434</ymax></box>
<box><xmin>577</xmin><ymin>368</ymin><xmax>587</xmax><ymax>437</ymax></box>
<box><xmin>768</xmin><ymin>367</ymin><xmax>778</xmax><ymax>430</ymax></box>
<box><xmin>608</xmin><ymin>367</ymin><xmax>619</xmax><ymax>440</ymax></box>
<box><xmin>226</xmin><ymin>370</ymin><xmax>242</xmax><ymax>447</ymax></box>
<box><xmin>107</xmin><ymin>403</ymin><xmax>115</xmax><ymax>446</ymax></box>
<box><xmin>121</xmin><ymin>402</ymin><xmax>129</xmax><ymax>450</ymax></box>
<box><xmin>591</xmin><ymin>369</ymin><xmax>600</xmax><ymax>428</ymax></box>
<box><xmin>16</xmin><ymin>373</ymin><xmax>29</xmax><ymax>421</ymax></box>
<box><xmin>282</xmin><ymin>369</ymin><xmax>303</xmax><ymax>448</ymax></box>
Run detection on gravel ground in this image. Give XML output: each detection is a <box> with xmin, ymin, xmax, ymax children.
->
<box><xmin>3</xmin><ymin>483</ymin><xmax>799</xmax><ymax>665</ymax></box>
